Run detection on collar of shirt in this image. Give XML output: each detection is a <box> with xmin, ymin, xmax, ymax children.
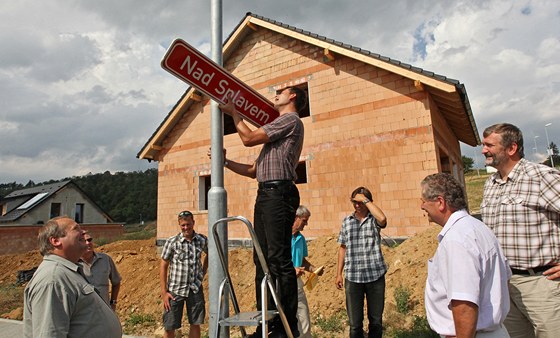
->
<box><xmin>45</xmin><ymin>253</ymin><xmax>80</xmax><ymax>273</ymax></box>
<box><xmin>350</xmin><ymin>211</ymin><xmax>372</xmax><ymax>224</ymax></box>
<box><xmin>178</xmin><ymin>231</ymin><xmax>198</xmax><ymax>243</ymax></box>
<box><xmin>79</xmin><ymin>252</ymin><xmax>99</xmax><ymax>265</ymax></box>
<box><xmin>491</xmin><ymin>158</ymin><xmax>526</xmax><ymax>184</ymax></box>
<box><xmin>437</xmin><ymin>209</ymin><xmax>470</xmax><ymax>243</ymax></box>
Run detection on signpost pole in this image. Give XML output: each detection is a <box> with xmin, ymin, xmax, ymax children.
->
<box><xmin>208</xmin><ymin>0</ymin><xmax>229</xmax><ymax>337</ymax></box>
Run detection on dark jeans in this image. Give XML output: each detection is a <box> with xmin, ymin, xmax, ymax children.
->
<box><xmin>253</xmin><ymin>182</ymin><xmax>300</xmax><ymax>334</ymax></box>
<box><xmin>345</xmin><ymin>276</ymin><xmax>385</xmax><ymax>338</ymax></box>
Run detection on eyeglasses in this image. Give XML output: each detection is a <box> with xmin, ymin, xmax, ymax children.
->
<box><xmin>85</xmin><ymin>238</ymin><xmax>94</xmax><ymax>243</ymax></box>
<box><xmin>178</xmin><ymin>211</ymin><xmax>193</xmax><ymax>218</ymax></box>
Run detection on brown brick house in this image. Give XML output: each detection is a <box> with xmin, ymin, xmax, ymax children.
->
<box><xmin>138</xmin><ymin>13</ymin><xmax>479</xmax><ymax>242</ymax></box>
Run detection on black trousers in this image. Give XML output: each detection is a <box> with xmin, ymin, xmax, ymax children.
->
<box><xmin>253</xmin><ymin>182</ymin><xmax>300</xmax><ymax>334</ymax></box>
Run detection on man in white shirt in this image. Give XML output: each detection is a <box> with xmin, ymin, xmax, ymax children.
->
<box><xmin>421</xmin><ymin>173</ymin><xmax>511</xmax><ymax>338</ymax></box>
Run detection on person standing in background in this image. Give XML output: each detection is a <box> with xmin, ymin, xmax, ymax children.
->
<box><xmin>336</xmin><ymin>186</ymin><xmax>388</xmax><ymax>338</ymax></box>
<box><xmin>79</xmin><ymin>231</ymin><xmax>122</xmax><ymax>311</ymax></box>
<box><xmin>160</xmin><ymin>211</ymin><xmax>208</xmax><ymax>338</ymax></box>
<box><xmin>291</xmin><ymin>205</ymin><xmax>323</xmax><ymax>338</ymax></box>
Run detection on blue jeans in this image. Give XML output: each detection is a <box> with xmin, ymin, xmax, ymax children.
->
<box><xmin>253</xmin><ymin>182</ymin><xmax>300</xmax><ymax>334</ymax></box>
<box><xmin>345</xmin><ymin>276</ymin><xmax>385</xmax><ymax>338</ymax></box>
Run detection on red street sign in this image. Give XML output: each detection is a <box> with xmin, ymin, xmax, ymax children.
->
<box><xmin>161</xmin><ymin>38</ymin><xmax>279</xmax><ymax>127</ymax></box>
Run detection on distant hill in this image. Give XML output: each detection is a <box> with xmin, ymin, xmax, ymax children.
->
<box><xmin>0</xmin><ymin>169</ymin><xmax>157</xmax><ymax>224</ymax></box>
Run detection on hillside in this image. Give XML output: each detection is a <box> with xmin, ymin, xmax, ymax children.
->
<box><xmin>0</xmin><ymin>225</ymin><xmax>441</xmax><ymax>337</ymax></box>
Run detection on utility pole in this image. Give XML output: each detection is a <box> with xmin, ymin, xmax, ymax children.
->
<box><xmin>545</xmin><ymin>123</ymin><xmax>554</xmax><ymax>168</ymax></box>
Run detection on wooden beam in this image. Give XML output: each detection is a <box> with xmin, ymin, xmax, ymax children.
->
<box><xmin>323</xmin><ymin>48</ymin><xmax>335</xmax><ymax>61</ymax></box>
<box><xmin>247</xmin><ymin>22</ymin><xmax>258</xmax><ymax>31</ymax></box>
<box><xmin>150</xmin><ymin>145</ymin><xmax>162</xmax><ymax>151</ymax></box>
<box><xmin>414</xmin><ymin>80</ymin><xmax>424</xmax><ymax>91</ymax></box>
<box><xmin>191</xmin><ymin>93</ymin><xmax>203</xmax><ymax>102</ymax></box>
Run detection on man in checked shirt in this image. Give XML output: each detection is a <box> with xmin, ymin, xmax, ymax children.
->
<box><xmin>219</xmin><ymin>86</ymin><xmax>306</xmax><ymax>338</ymax></box>
<box><xmin>335</xmin><ymin>186</ymin><xmax>388</xmax><ymax>338</ymax></box>
<box><xmin>160</xmin><ymin>210</ymin><xmax>208</xmax><ymax>338</ymax></box>
<box><xmin>481</xmin><ymin>123</ymin><xmax>560</xmax><ymax>338</ymax></box>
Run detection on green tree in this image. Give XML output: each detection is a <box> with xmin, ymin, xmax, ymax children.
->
<box><xmin>462</xmin><ymin>155</ymin><xmax>474</xmax><ymax>173</ymax></box>
<box><xmin>1</xmin><ymin>168</ymin><xmax>158</xmax><ymax>224</ymax></box>
<box><xmin>542</xmin><ymin>142</ymin><xmax>559</xmax><ymax>168</ymax></box>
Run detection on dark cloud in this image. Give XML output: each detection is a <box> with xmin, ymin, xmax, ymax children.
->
<box><xmin>0</xmin><ymin>1</ymin><xmax>559</xmax><ymax>183</ymax></box>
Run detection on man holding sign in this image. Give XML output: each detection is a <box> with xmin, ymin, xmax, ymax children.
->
<box><xmin>219</xmin><ymin>86</ymin><xmax>306</xmax><ymax>338</ymax></box>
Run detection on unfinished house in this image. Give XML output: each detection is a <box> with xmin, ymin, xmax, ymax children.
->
<box><xmin>138</xmin><ymin>13</ymin><xmax>479</xmax><ymax>243</ymax></box>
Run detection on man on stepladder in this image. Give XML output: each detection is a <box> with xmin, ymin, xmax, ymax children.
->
<box><xmin>218</xmin><ymin>86</ymin><xmax>306</xmax><ymax>338</ymax></box>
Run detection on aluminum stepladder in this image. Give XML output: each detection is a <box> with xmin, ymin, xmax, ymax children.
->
<box><xmin>212</xmin><ymin>216</ymin><xmax>294</xmax><ymax>338</ymax></box>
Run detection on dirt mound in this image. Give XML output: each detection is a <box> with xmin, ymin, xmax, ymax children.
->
<box><xmin>0</xmin><ymin>226</ymin><xmax>440</xmax><ymax>337</ymax></box>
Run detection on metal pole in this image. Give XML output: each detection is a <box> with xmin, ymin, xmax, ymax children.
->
<box><xmin>208</xmin><ymin>0</ymin><xmax>229</xmax><ymax>337</ymax></box>
<box><xmin>534</xmin><ymin>135</ymin><xmax>539</xmax><ymax>161</ymax></box>
<box><xmin>545</xmin><ymin>123</ymin><xmax>554</xmax><ymax>168</ymax></box>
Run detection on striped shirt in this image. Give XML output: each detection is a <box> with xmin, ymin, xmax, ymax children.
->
<box><xmin>481</xmin><ymin>158</ymin><xmax>560</xmax><ymax>270</ymax></box>
<box><xmin>161</xmin><ymin>232</ymin><xmax>208</xmax><ymax>297</ymax></box>
<box><xmin>337</xmin><ymin>212</ymin><xmax>387</xmax><ymax>283</ymax></box>
<box><xmin>256</xmin><ymin>112</ymin><xmax>304</xmax><ymax>182</ymax></box>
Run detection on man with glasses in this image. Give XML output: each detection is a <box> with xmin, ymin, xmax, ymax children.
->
<box><xmin>335</xmin><ymin>187</ymin><xmax>387</xmax><ymax>338</ymax></box>
<box><xmin>79</xmin><ymin>231</ymin><xmax>122</xmax><ymax>310</ymax></box>
<box><xmin>219</xmin><ymin>86</ymin><xmax>306</xmax><ymax>338</ymax></box>
<box><xmin>160</xmin><ymin>210</ymin><xmax>208</xmax><ymax>338</ymax></box>
<box><xmin>421</xmin><ymin>173</ymin><xmax>511</xmax><ymax>338</ymax></box>
<box><xmin>24</xmin><ymin>216</ymin><xmax>121</xmax><ymax>338</ymax></box>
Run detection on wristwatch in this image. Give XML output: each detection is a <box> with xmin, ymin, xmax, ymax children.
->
<box><xmin>362</xmin><ymin>198</ymin><xmax>370</xmax><ymax>205</ymax></box>
<box><xmin>110</xmin><ymin>300</ymin><xmax>117</xmax><ymax>305</ymax></box>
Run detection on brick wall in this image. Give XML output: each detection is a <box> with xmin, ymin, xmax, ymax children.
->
<box><xmin>0</xmin><ymin>224</ymin><xmax>124</xmax><ymax>255</ymax></box>
<box><xmin>154</xmin><ymin>28</ymin><xmax>462</xmax><ymax>243</ymax></box>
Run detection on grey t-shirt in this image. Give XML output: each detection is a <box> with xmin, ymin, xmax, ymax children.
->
<box><xmin>80</xmin><ymin>252</ymin><xmax>122</xmax><ymax>304</ymax></box>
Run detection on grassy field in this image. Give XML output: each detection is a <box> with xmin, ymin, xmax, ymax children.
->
<box><xmin>464</xmin><ymin>171</ymin><xmax>491</xmax><ymax>214</ymax></box>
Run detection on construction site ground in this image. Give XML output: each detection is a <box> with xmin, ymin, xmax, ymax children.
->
<box><xmin>0</xmin><ymin>223</ymin><xmax>440</xmax><ymax>337</ymax></box>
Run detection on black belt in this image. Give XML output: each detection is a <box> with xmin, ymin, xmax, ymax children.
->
<box><xmin>511</xmin><ymin>265</ymin><xmax>554</xmax><ymax>275</ymax></box>
<box><xmin>258</xmin><ymin>180</ymin><xmax>293</xmax><ymax>189</ymax></box>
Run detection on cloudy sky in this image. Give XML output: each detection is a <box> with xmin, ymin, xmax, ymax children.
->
<box><xmin>1</xmin><ymin>1</ymin><xmax>559</xmax><ymax>184</ymax></box>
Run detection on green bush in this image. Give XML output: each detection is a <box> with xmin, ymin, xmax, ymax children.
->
<box><xmin>390</xmin><ymin>315</ymin><xmax>438</xmax><ymax>338</ymax></box>
<box><xmin>394</xmin><ymin>285</ymin><xmax>412</xmax><ymax>314</ymax></box>
<box><xmin>314</xmin><ymin>310</ymin><xmax>346</xmax><ymax>333</ymax></box>
<box><xmin>123</xmin><ymin>312</ymin><xmax>156</xmax><ymax>333</ymax></box>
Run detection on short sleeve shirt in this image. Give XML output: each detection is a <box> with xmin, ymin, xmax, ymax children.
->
<box><xmin>257</xmin><ymin>112</ymin><xmax>304</xmax><ymax>182</ymax></box>
<box><xmin>291</xmin><ymin>232</ymin><xmax>308</xmax><ymax>268</ymax></box>
<box><xmin>161</xmin><ymin>232</ymin><xmax>208</xmax><ymax>297</ymax></box>
<box><xmin>337</xmin><ymin>212</ymin><xmax>387</xmax><ymax>283</ymax></box>
<box><xmin>425</xmin><ymin>210</ymin><xmax>511</xmax><ymax>336</ymax></box>
<box><xmin>79</xmin><ymin>252</ymin><xmax>122</xmax><ymax>305</ymax></box>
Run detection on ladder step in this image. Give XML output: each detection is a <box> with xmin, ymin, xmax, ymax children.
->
<box><xmin>219</xmin><ymin>310</ymin><xmax>278</xmax><ymax>327</ymax></box>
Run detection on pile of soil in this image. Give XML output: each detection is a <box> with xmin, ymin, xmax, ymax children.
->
<box><xmin>0</xmin><ymin>225</ymin><xmax>440</xmax><ymax>337</ymax></box>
